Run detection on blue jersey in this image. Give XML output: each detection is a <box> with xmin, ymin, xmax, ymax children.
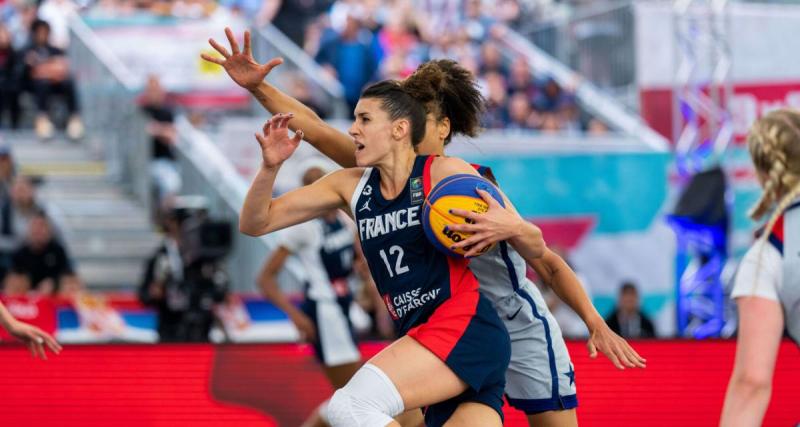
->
<box><xmin>319</xmin><ymin>216</ymin><xmax>355</xmax><ymax>282</ymax></box>
<box><xmin>350</xmin><ymin>155</ymin><xmax>478</xmax><ymax>335</ymax></box>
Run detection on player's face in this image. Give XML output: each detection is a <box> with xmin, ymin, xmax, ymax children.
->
<box><xmin>349</xmin><ymin>98</ymin><xmax>395</xmax><ymax>167</ymax></box>
<box><xmin>416</xmin><ymin>113</ymin><xmax>448</xmax><ymax>157</ymax></box>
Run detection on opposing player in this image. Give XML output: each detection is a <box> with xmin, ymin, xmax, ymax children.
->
<box><xmin>257</xmin><ymin>165</ymin><xmax>362</xmax><ymax>427</ymax></box>
<box><xmin>0</xmin><ymin>300</ymin><xmax>61</xmax><ymax>359</ymax></box>
<box><xmin>721</xmin><ymin>109</ymin><xmax>800</xmax><ymax>426</ymax></box>
<box><xmin>240</xmin><ymin>78</ymin><xmax>521</xmax><ymax>424</ymax></box>
<box><xmin>203</xmin><ymin>28</ymin><xmax>644</xmax><ymax>427</ymax></box>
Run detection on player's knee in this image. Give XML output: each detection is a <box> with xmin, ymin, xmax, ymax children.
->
<box><xmin>326</xmin><ymin>364</ymin><xmax>404</xmax><ymax>427</ymax></box>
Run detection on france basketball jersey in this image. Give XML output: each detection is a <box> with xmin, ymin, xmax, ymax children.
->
<box><xmin>350</xmin><ymin>155</ymin><xmax>477</xmax><ymax>334</ymax></box>
<box><xmin>319</xmin><ymin>215</ymin><xmax>355</xmax><ymax>298</ymax></box>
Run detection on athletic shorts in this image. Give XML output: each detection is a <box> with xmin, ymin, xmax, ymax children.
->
<box><xmin>494</xmin><ymin>281</ymin><xmax>578</xmax><ymax>413</ymax></box>
<box><xmin>407</xmin><ymin>292</ymin><xmax>511</xmax><ymax>425</ymax></box>
<box><xmin>301</xmin><ymin>295</ymin><xmax>361</xmax><ymax>367</ymax></box>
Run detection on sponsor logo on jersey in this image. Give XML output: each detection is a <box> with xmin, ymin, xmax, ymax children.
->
<box><xmin>410</xmin><ymin>176</ymin><xmax>423</xmax><ymax>205</ymax></box>
<box><xmin>358</xmin><ymin>206</ymin><xmax>421</xmax><ymax>241</ymax></box>
<box><xmin>383</xmin><ymin>287</ymin><xmax>441</xmax><ymax>320</ymax></box>
<box><xmin>383</xmin><ymin>294</ymin><xmax>399</xmax><ymax>320</ymax></box>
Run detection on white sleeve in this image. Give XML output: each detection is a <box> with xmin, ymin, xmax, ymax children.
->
<box><xmin>278</xmin><ymin>221</ymin><xmax>315</xmax><ymax>254</ymax></box>
<box><xmin>731</xmin><ymin>239</ymin><xmax>783</xmax><ymax>301</ymax></box>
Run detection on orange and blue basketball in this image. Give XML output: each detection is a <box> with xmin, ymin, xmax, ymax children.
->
<box><xmin>422</xmin><ymin>174</ymin><xmax>505</xmax><ymax>258</ymax></box>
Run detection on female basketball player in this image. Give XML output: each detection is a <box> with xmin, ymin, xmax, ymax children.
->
<box><xmin>0</xmin><ymin>300</ymin><xmax>61</xmax><ymax>359</ymax></box>
<box><xmin>203</xmin><ymin>28</ymin><xmax>645</xmax><ymax>427</ymax></box>
<box><xmin>720</xmin><ymin>109</ymin><xmax>800</xmax><ymax>427</ymax></box>
<box><xmin>257</xmin><ymin>165</ymin><xmax>363</xmax><ymax>427</ymax></box>
<box><xmin>241</xmin><ymin>82</ymin><xmax>515</xmax><ymax>425</ymax></box>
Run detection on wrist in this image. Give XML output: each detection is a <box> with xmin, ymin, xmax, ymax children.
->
<box><xmin>584</xmin><ymin>313</ymin><xmax>606</xmax><ymax>333</ymax></box>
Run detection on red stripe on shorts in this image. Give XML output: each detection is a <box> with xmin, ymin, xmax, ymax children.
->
<box><xmin>407</xmin><ymin>258</ymin><xmax>479</xmax><ymax>361</ymax></box>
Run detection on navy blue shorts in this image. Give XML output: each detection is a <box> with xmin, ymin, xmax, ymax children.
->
<box><xmin>408</xmin><ymin>293</ymin><xmax>511</xmax><ymax>425</ymax></box>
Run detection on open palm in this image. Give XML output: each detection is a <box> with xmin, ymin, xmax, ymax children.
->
<box><xmin>201</xmin><ymin>27</ymin><xmax>283</xmax><ymax>91</ymax></box>
<box><xmin>256</xmin><ymin>113</ymin><xmax>304</xmax><ymax>168</ymax></box>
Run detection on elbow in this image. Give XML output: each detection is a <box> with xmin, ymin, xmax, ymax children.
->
<box><xmin>731</xmin><ymin>369</ymin><xmax>773</xmax><ymax>399</ymax></box>
<box><xmin>238</xmin><ymin>219</ymin><xmax>266</xmax><ymax>236</ymax></box>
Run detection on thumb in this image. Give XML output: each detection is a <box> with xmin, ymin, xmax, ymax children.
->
<box><xmin>587</xmin><ymin>340</ymin><xmax>598</xmax><ymax>358</ymax></box>
<box><xmin>261</xmin><ymin>57</ymin><xmax>284</xmax><ymax>74</ymax></box>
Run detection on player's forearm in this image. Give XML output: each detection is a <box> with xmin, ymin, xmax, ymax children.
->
<box><xmin>251</xmin><ymin>82</ymin><xmax>356</xmax><ymax>168</ymax></box>
<box><xmin>507</xmin><ymin>220</ymin><xmax>546</xmax><ymax>261</ymax></box>
<box><xmin>533</xmin><ymin>252</ymin><xmax>603</xmax><ymax>330</ymax></box>
<box><xmin>239</xmin><ymin>164</ymin><xmax>280</xmax><ymax>236</ymax></box>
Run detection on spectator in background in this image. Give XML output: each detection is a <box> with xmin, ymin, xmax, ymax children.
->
<box><xmin>605</xmin><ymin>282</ymin><xmax>656</xmax><ymax>338</ymax></box>
<box><xmin>140</xmin><ymin>75</ymin><xmax>180</xmax><ymax>210</ymax></box>
<box><xmin>285</xmin><ymin>74</ymin><xmax>328</xmax><ymax>119</ymax></box>
<box><xmin>23</xmin><ymin>19</ymin><xmax>84</xmax><ymax>140</ymax></box>
<box><xmin>315</xmin><ymin>4</ymin><xmax>378</xmax><ymax>115</ymax></box>
<box><xmin>462</xmin><ymin>0</ymin><xmax>495</xmax><ymax>45</ymax></box>
<box><xmin>0</xmin><ymin>24</ymin><xmax>22</xmax><ymax>130</ymax></box>
<box><xmin>256</xmin><ymin>0</ymin><xmax>332</xmax><ymax>47</ymax></box>
<box><xmin>506</xmin><ymin>57</ymin><xmax>537</xmax><ymax>102</ymax></box>
<box><xmin>481</xmin><ymin>71</ymin><xmax>508</xmax><ymax>129</ymax></box>
<box><xmin>506</xmin><ymin>91</ymin><xmax>538</xmax><ymax>131</ymax></box>
<box><xmin>0</xmin><ymin>176</ymin><xmax>42</xmax><ymax>281</ymax></box>
<box><xmin>36</xmin><ymin>0</ymin><xmax>78</xmax><ymax>49</ymax></box>
<box><xmin>5</xmin><ymin>210</ymin><xmax>81</xmax><ymax>297</ymax></box>
<box><xmin>587</xmin><ymin>117</ymin><xmax>610</xmax><ymax>136</ymax></box>
<box><xmin>535</xmin><ymin>76</ymin><xmax>568</xmax><ymax>113</ymax></box>
<box><xmin>478</xmin><ymin>41</ymin><xmax>506</xmax><ymax>76</ymax></box>
<box><xmin>2</xmin><ymin>0</ymin><xmax>37</xmax><ymax>50</ymax></box>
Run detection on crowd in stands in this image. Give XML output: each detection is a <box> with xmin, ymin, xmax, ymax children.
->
<box><xmin>0</xmin><ymin>0</ymin><xmax>84</xmax><ymax>139</ymax></box>
<box><xmin>261</xmin><ymin>0</ymin><xmax>607</xmax><ymax>133</ymax></box>
<box><xmin>0</xmin><ymin>143</ymin><xmax>82</xmax><ymax>299</ymax></box>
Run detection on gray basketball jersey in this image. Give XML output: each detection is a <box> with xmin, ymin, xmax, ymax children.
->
<box><xmin>780</xmin><ymin>204</ymin><xmax>800</xmax><ymax>346</ymax></box>
<box><xmin>470</xmin><ymin>241</ymin><xmax>529</xmax><ymax>303</ymax></box>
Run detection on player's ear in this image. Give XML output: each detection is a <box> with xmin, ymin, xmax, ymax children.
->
<box><xmin>392</xmin><ymin>118</ymin><xmax>410</xmax><ymax>141</ymax></box>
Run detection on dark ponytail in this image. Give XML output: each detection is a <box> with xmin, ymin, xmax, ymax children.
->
<box><xmin>401</xmin><ymin>59</ymin><xmax>485</xmax><ymax>144</ymax></box>
<box><xmin>360</xmin><ymin>80</ymin><xmax>427</xmax><ymax>146</ymax></box>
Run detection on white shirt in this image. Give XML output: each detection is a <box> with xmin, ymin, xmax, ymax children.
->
<box><xmin>278</xmin><ymin>220</ymin><xmax>336</xmax><ymax>302</ymax></box>
<box><xmin>731</xmin><ymin>237</ymin><xmax>782</xmax><ymax>301</ymax></box>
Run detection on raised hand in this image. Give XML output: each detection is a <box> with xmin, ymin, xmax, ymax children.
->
<box><xmin>255</xmin><ymin>113</ymin><xmax>304</xmax><ymax>169</ymax></box>
<box><xmin>587</xmin><ymin>321</ymin><xmax>647</xmax><ymax>370</ymax></box>
<box><xmin>201</xmin><ymin>27</ymin><xmax>284</xmax><ymax>91</ymax></box>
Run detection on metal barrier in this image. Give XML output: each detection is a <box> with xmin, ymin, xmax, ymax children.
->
<box><xmin>68</xmin><ymin>17</ymin><xmax>304</xmax><ymax>292</ymax></box>
<box><xmin>497</xmin><ymin>28</ymin><xmax>669</xmax><ymax>152</ymax></box>
<box><xmin>251</xmin><ymin>25</ymin><xmax>349</xmax><ymax>119</ymax></box>
<box><xmin>522</xmin><ymin>1</ymin><xmax>637</xmax><ymax>109</ymax></box>
<box><xmin>69</xmin><ymin>16</ymin><xmax>150</xmax><ymax>205</ymax></box>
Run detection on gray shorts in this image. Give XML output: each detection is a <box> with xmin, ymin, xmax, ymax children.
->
<box><xmin>491</xmin><ymin>281</ymin><xmax>578</xmax><ymax>414</ymax></box>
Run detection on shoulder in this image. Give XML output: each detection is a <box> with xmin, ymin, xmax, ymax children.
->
<box><xmin>731</xmin><ymin>239</ymin><xmax>783</xmax><ymax>301</ymax></box>
<box><xmin>429</xmin><ymin>156</ymin><xmax>481</xmax><ymax>186</ymax></box>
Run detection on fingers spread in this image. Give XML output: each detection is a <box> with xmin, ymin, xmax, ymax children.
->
<box><xmin>448</xmin><ymin>208</ymin><xmax>478</xmax><ymax>221</ymax></box>
<box><xmin>200</xmin><ymin>53</ymin><xmax>224</xmax><ymax>65</ymax></box>
<box><xmin>225</xmin><ymin>27</ymin><xmax>240</xmax><ymax>54</ymax></box>
<box><xmin>208</xmin><ymin>38</ymin><xmax>231</xmax><ymax>58</ymax></box>
<box><xmin>243</xmin><ymin>30</ymin><xmax>252</xmax><ymax>56</ymax></box>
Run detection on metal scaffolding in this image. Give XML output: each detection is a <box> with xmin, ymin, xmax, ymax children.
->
<box><xmin>670</xmin><ymin>0</ymin><xmax>733</xmax><ymax>338</ymax></box>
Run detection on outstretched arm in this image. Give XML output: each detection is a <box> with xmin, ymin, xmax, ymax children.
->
<box><xmin>202</xmin><ymin>28</ymin><xmax>357</xmax><ymax>168</ymax></box>
<box><xmin>445</xmin><ymin>175</ymin><xmax>646</xmax><ymax>369</ymax></box>
<box><xmin>239</xmin><ymin>114</ymin><xmax>351</xmax><ymax>236</ymax></box>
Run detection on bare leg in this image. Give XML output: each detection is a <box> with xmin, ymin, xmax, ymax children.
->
<box><xmin>527</xmin><ymin>408</ymin><xmax>578</xmax><ymax>427</ymax></box>
<box><xmin>443</xmin><ymin>402</ymin><xmax>502</xmax><ymax>427</ymax></box>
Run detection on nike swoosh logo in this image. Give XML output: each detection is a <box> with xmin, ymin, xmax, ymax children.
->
<box><xmin>506</xmin><ymin>306</ymin><xmax>523</xmax><ymax>321</ymax></box>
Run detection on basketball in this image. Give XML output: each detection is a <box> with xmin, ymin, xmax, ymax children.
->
<box><xmin>422</xmin><ymin>174</ymin><xmax>505</xmax><ymax>258</ymax></box>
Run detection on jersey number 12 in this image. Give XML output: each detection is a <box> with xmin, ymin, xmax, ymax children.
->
<box><xmin>379</xmin><ymin>245</ymin><xmax>409</xmax><ymax>278</ymax></box>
